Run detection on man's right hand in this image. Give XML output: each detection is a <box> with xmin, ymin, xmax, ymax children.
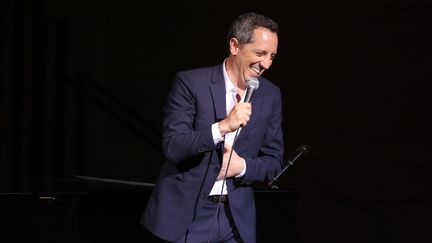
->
<box><xmin>218</xmin><ymin>103</ymin><xmax>252</xmax><ymax>136</ymax></box>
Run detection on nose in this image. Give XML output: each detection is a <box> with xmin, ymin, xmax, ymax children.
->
<box><xmin>260</xmin><ymin>56</ymin><xmax>273</xmax><ymax>70</ymax></box>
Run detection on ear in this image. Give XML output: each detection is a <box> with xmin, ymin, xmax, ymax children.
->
<box><xmin>229</xmin><ymin>38</ymin><xmax>240</xmax><ymax>55</ymax></box>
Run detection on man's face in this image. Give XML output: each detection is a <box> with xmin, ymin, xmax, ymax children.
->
<box><xmin>232</xmin><ymin>27</ymin><xmax>278</xmax><ymax>85</ymax></box>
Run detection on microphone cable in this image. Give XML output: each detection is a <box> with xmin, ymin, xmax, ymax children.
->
<box><xmin>206</xmin><ymin>78</ymin><xmax>257</xmax><ymax>242</ymax></box>
<box><xmin>206</xmin><ymin>128</ymin><xmax>240</xmax><ymax>243</ymax></box>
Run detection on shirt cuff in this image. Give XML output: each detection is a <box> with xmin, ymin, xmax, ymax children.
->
<box><xmin>235</xmin><ymin>158</ymin><xmax>246</xmax><ymax>178</ymax></box>
<box><xmin>211</xmin><ymin>122</ymin><xmax>224</xmax><ymax>145</ymax></box>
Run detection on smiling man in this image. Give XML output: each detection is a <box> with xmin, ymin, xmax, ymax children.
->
<box><xmin>141</xmin><ymin>12</ymin><xmax>284</xmax><ymax>243</ymax></box>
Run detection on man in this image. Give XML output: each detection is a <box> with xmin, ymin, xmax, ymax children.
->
<box><xmin>141</xmin><ymin>12</ymin><xmax>284</xmax><ymax>243</ymax></box>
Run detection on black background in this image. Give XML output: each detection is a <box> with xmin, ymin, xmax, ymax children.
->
<box><xmin>1</xmin><ymin>0</ymin><xmax>431</xmax><ymax>242</ymax></box>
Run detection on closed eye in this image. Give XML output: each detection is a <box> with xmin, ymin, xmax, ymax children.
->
<box><xmin>255</xmin><ymin>50</ymin><xmax>277</xmax><ymax>61</ymax></box>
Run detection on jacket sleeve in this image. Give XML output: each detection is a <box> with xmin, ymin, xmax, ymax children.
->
<box><xmin>237</xmin><ymin>88</ymin><xmax>284</xmax><ymax>184</ymax></box>
<box><xmin>161</xmin><ymin>73</ymin><xmax>217</xmax><ymax>164</ymax></box>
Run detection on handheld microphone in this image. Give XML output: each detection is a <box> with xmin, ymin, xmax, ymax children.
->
<box><xmin>238</xmin><ymin>78</ymin><xmax>259</xmax><ymax>129</ymax></box>
<box><xmin>244</xmin><ymin>78</ymin><xmax>259</xmax><ymax>103</ymax></box>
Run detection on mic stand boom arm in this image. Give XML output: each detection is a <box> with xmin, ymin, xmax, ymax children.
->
<box><xmin>268</xmin><ymin>143</ymin><xmax>310</xmax><ymax>189</ymax></box>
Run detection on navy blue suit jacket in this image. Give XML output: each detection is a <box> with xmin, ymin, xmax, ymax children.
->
<box><xmin>141</xmin><ymin>63</ymin><xmax>284</xmax><ymax>243</ymax></box>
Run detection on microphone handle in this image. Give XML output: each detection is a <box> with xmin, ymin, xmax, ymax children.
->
<box><xmin>243</xmin><ymin>87</ymin><xmax>256</xmax><ymax>103</ymax></box>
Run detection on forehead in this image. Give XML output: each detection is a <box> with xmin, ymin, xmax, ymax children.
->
<box><xmin>249</xmin><ymin>27</ymin><xmax>278</xmax><ymax>53</ymax></box>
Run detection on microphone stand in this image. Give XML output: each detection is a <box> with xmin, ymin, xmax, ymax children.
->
<box><xmin>268</xmin><ymin>143</ymin><xmax>310</xmax><ymax>189</ymax></box>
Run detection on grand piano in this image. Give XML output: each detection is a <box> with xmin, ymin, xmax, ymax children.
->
<box><xmin>0</xmin><ymin>176</ymin><xmax>300</xmax><ymax>243</ymax></box>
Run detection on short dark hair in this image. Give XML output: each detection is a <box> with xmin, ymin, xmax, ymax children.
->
<box><xmin>227</xmin><ymin>12</ymin><xmax>279</xmax><ymax>46</ymax></box>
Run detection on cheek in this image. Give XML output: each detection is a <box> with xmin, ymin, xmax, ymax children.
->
<box><xmin>244</xmin><ymin>55</ymin><xmax>260</xmax><ymax>64</ymax></box>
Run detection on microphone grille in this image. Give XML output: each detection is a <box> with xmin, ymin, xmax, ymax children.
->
<box><xmin>247</xmin><ymin>78</ymin><xmax>259</xmax><ymax>89</ymax></box>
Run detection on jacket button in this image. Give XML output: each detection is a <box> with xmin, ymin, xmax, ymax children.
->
<box><xmin>201</xmin><ymin>193</ymin><xmax>206</xmax><ymax>199</ymax></box>
<box><xmin>213</xmin><ymin>167</ymin><xmax>220</xmax><ymax>173</ymax></box>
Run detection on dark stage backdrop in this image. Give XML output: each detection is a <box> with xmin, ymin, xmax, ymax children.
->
<box><xmin>1</xmin><ymin>0</ymin><xmax>431</xmax><ymax>242</ymax></box>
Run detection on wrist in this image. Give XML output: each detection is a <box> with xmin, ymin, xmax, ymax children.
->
<box><xmin>218</xmin><ymin>120</ymin><xmax>229</xmax><ymax>136</ymax></box>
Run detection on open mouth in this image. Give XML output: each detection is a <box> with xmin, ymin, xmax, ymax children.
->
<box><xmin>251</xmin><ymin>66</ymin><xmax>261</xmax><ymax>75</ymax></box>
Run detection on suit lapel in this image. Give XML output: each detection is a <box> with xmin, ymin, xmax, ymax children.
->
<box><xmin>209</xmin><ymin>65</ymin><xmax>227</xmax><ymax>122</ymax></box>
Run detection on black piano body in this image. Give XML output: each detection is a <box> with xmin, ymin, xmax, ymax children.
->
<box><xmin>0</xmin><ymin>178</ymin><xmax>299</xmax><ymax>243</ymax></box>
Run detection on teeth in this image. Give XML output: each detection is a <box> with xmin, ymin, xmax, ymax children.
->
<box><xmin>251</xmin><ymin>67</ymin><xmax>260</xmax><ymax>74</ymax></box>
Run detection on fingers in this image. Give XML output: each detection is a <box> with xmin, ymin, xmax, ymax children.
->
<box><xmin>218</xmin><ymin>144</ymin><xmax>232</xmax><ymax>180</ymax></box>
<box><xmin>218</xmin><ymin>143</ymin><xmax>244</xmax><ymax>179</ymax></box>
<box><xmin>218</xmin><ymin>103</ymin><xmax>252</xmax><ymax>136</ymax></box>
<box><xmin>228</xmin><ymin>103</ymin><xmax>252</xmax><ymax>130</ymax></box>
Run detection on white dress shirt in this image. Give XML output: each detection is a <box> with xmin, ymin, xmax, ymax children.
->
<box><xmin>209</xmin><ymin>60</ymin><xmax>247</xmax><ymax>196</ymax></box>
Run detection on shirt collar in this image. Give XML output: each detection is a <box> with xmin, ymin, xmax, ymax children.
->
<box><xmin>222</xmin><ymin>59</ymin><xmax>236</xmax><ymax>94</ymax></box>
